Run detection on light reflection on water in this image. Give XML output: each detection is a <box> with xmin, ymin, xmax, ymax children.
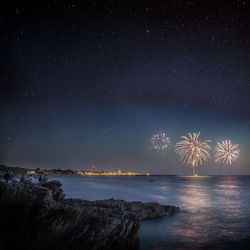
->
<box><xmin>140</xmin><ymin>176</ymin><xmax>250</xmax><ymax>249</ymax></box>
<box><xmin>50</xmin><ymin>175</ymin><xmax>250</xmax><ymax>249</ymax></box>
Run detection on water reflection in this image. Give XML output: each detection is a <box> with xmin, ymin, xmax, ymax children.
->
<box><xmin>140</xmin><ymin>176</ymin><xmax>250</xmax><ymax>249</ymax></box>
<box><xmin>50</xmin><ymin>175</ymin><xmax>250</xmax><ymax>249</ymax></box>
<box><xmin>178</xmin><ymin>178</ymin><xmax>212</xmax><ymax>209</ymax></box>
<box><xmin>214</xmin><ymin>176</ymin><xmax>241</xmax><ymax>205</ymax></box>
<box><xmin>171</xmin><ymin>177</ymin><xmax>215</xmax><ymax>246</ymax></box>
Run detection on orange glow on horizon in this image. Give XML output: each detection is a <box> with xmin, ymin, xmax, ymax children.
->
<box><xmin>76</xmin><ymin>170</ymin><xmax>150</xmax><ymax>176</ymax></box>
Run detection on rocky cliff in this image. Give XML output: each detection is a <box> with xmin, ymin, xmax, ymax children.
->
<box><xmin>0</xmin><ymin>181</ymin><xmax>179</xmax><ymax>250</ymax></box>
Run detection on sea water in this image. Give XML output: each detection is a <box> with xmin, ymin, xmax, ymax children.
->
<box><xmin>49</xmin><ymin>175</ymin><xmax>250</xmax><ymax>249</ymax></box>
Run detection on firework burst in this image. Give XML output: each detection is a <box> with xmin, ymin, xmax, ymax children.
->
<box><xmin>151</xmin><ymin>131</ymin><xmax>171</xmax><ymax>152</ymax></box>
<box><xmin>214</xmin><ymin>140</ymin><xmax>240</xmax><ymax>165</ymax></box>
<box><xmin>175</xmin><ymin>132</ymin><xmax>211</xmax><ymax>176</ymax></box>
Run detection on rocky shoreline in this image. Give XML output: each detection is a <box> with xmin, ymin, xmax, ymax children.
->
<box><xmin>0</xmin><ymin>180</ymin><xmax>179</xmax><ymax>250</ymax></box>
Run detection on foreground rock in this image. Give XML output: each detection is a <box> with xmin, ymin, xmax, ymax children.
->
<box><xmin>41</xmin><ymin>180</ymin><xmax>65</xmax><ymax>201</ymax></box>
<box><xmin>0</xmin><ymin>181</ymin><xmax>179</xmax><ymax>250</ymax></box>
<box><xmin>0</xmin><ymin>164</ymin><xmax>27</xmax><ymax>178</ymax></box>
<box><xmin>62</xmin><ymin>198</ymin><xmax>179</xmax><ymax>220</ymax></box>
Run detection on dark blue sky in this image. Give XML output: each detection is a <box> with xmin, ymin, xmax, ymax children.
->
<box><xmin>0</xmin><ymin>0</ymin><xmax>249</xmax><ymax>174</ymax></box>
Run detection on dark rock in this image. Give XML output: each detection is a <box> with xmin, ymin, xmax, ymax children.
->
<box><xmin>0</xmin><ymin>181</ymin><xmax>179</xmax><ymax>250</ymax></box>
<box><xmin>61</xmin><ymin>198</ymin><xmax>180</xmax><ymax>220</ymax></box>
<box><xmin>0</xmin><ymin>182</ymin><xmax>56</xmax><ymax>208</ymax></box>
<box><xmin>20</xmin><ymin>173</ymin><xmax>32</xmax><ymax>184</ymax></box>
<box><xmin>0</xmin><ymin>164</ymin><xmax>27</xmax><ymax>178</ymax></box>
<box><xmin>41</xmin><ymin>180</ymin><xmax>65</xmax><ymax>201</ymax></box>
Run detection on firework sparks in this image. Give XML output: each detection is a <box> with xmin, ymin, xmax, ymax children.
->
<box><xmin>175</xmin><ymin>132</ymin><xmax>211</xmax><ymax>176</ymax></box>
<box><xmin>151</xmin><ymin>131</ymin><xmax>171</xmax><ymax>152</ymax></box>
<box><xmin>214</xmin><ymin>140</ymin><xmax>240</xmax><ymax>165</ymax></box>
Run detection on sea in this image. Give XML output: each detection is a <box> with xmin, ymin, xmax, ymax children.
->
<box><xmin>49</xmin><ymin>175</ymin><xmax>250</xmax><ymax>250</ymax></box>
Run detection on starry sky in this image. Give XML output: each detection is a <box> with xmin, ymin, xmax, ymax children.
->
<box><xmin>1</xmin><ymin>0</ymin><xmax>250</xmax><ymax>174</ymax></box>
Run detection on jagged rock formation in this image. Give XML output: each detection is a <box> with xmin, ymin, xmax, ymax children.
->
<box><xmin>0</xmin><ymin>181</ymin><xmax>179</xmax><ymax>250</ymax></box>
<box><xmin>62</xmin><ymin>198</ymin><xmax>179</xmax><ymax>220</ymax></box>
<box><xmin>0</xmin><ymin>164</ymin><xmax>27</xmax><ymax>178</ymax></box>
<box><xmin>41</xmin><ymin>180</ymin><xmax>65</xmax><ymax>201</ymax></box>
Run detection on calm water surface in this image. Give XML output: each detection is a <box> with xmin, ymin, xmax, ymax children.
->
<box><xmin>49</xmin><ymin>175</ymin><xmax>250</xmax><ymax>249</ymax></box>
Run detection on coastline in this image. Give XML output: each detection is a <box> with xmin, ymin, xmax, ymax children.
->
<box><xmin>0</xmin><ymin>163</ymin><xmax>177</xmax><ymax>178</ymax></box>
<box><xmin>0</xmin><ymin>178</ymin><xmax>179</xmax><ymax>250</ymax></box>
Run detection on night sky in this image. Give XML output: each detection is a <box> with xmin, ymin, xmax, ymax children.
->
<box><xmin>1</xmin><ymin>0</ymin><xmax>250</xmax><ymax>174</ymax></box>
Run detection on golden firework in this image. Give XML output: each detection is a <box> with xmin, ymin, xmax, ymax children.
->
<box><xmin>175</xmin><ymin>132</ymin><xmax>211</xmax><ymax>176</ymax></box>
<box><xmin>214</xmin><ymin>140</ymin><xmax>240</xmax><ymax>165</ymax></box>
